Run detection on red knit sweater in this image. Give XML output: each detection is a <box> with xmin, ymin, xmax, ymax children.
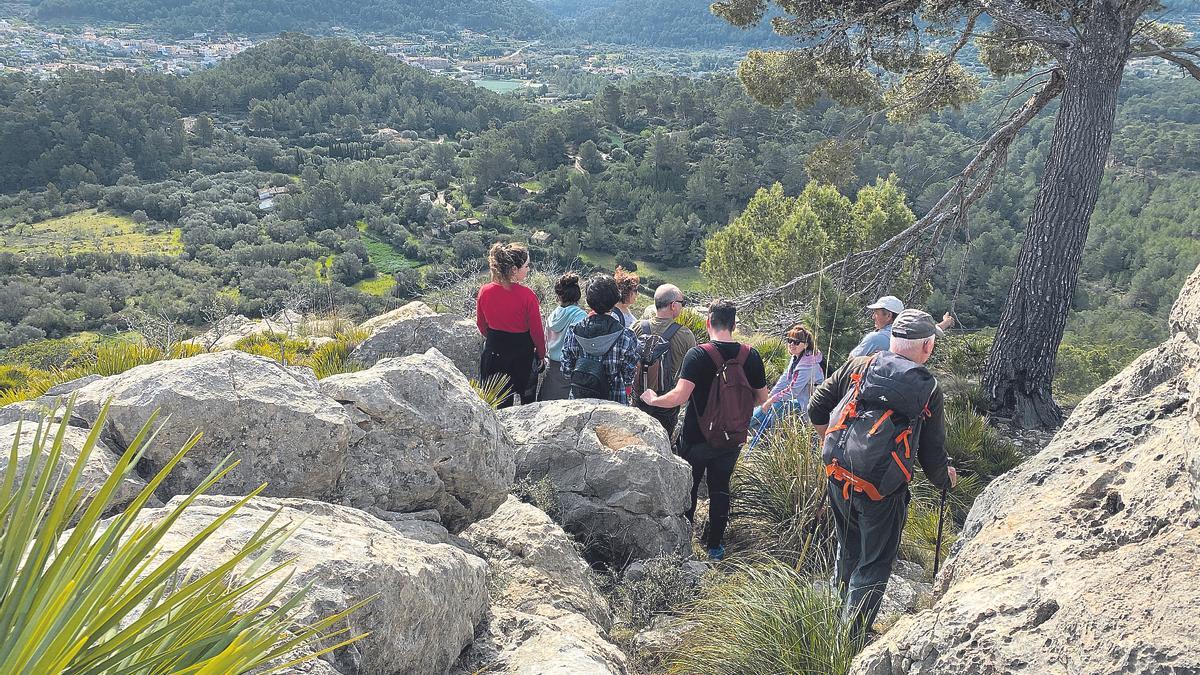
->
<box><xmin>476</xmin><ymin>282</ymin><xmax>547</xmax><ymax>358</ymax></box>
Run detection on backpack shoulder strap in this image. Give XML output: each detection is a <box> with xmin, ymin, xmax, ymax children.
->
<box><xmin>661</xmin><ymin>322</ymin><xmax>682</xmax><ymax>343</ymax></box>
<box><xmin>700</xmin><ymin>342</ymin><xmax>723</xmax><ymax>368</ymax></box>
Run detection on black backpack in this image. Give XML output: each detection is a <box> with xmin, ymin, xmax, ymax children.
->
<box><xmin>821</xmin><ymin>352</ymin><xmax>936</xmax><ymax>501</ymax></box>
<box><xmin>632</xmin><ymin>321</ymin><xmax>682</xmax><ymax>403</ymax></box>
<box><xmin>569</xmin><ymin>327</ymin><xmax>619</xmax><ymax>401</ymax></box>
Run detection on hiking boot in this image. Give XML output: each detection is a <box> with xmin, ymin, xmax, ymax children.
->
<box><xmin>707</xmin><ymin>545</ymin><xmax>725</xmax><ymax>561</ymax></box>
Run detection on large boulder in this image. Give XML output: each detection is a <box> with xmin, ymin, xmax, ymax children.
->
<box><xmin>852</xmin><ymin>265</ymin><xmax>1200</xmax><ymax>674</ymax></box>
<box><xmin>499</xmin><ymin>400</ymin><xmax>692</xmax><ymax>564</ymax></box>
<box><xmin>320</xmin><ymin>349</ymin><xmax>514</xmax><ymax>532</ymax></box>
<box><xmin>351</xmin><ymin>302</ymin><xmax>482</xmax><ymax>379</ymax></box>
<box><xmin>134</xmin><ymin>495</ymin><xmax>489</xmax><ymax>675</ymax></box>
<box><xmin>462</xmin><ymin>496</ymin><xmax>611</xmax><ymax>628</ymax></box>
<box><xmin>0</xmin><ymin>420</ymin><xmax>152</xmax><ymax>514</ymax></box>
<box><xmin>68</xmin><ymin>352</ymin><xmax>360</xmax><ymax>502</ymax></box>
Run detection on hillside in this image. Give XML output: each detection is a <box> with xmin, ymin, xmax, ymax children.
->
<box><xmin>30</xmin><ymin>0</ymin><xmax>561</xmax><ymax>38</ymax></box>
<box><xmin>540</xmin><ymin>0</ymin><xmax>784</xmax><ymax>47</ymax></box>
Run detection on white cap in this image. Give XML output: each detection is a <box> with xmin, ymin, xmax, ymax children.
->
<box><xmin>866</xmin><ymin>295</ymin><xmax>905</xmax><ymax>315</ymax></box>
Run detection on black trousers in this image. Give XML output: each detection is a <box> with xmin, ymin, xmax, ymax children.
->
<box><xmin>828</xmin><ymin>481</ymin><xmax>908</xmax><ymax>643</ymax></box>
<box><xmin>680</xmin><ymin>440</ymin><xmax>739</xmax><ymax>550</ymax></box>
<box><xmin>480</xmin><ymin>329</ymin><xmax>536</xmax><ymax>409</ymax></box>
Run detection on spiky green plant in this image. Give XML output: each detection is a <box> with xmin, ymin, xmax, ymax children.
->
<box><xmin>746</xmin><ymin>334</ymin><xmax>789</xmax><ymax>385</ymax></box>
<box><xmin>0</xmin><ymin>400</ymin><xmax>370</xmax><ymax>672</ymax></box>
<box><xmin>304</xmin><ymin>329</ymin><xmax>370</xmax><ymax>381</ymax></box>
<box><xmin>898</xmin><ymin>497</ymin><xmax>958</xmax><ymax>570</ymax></box>
<box><xmin>676</xmin><ymin>308</ymin><xmax>708</xmax><ymax>346</ymax></box>
<box><xmin>731</xmin><ymin>415</ymin><xmax>834</xmax><ymax>572</ymax></box>
<box><xmin>469</xmin><ymin>373</ymin><xmax>513</xmax><ymax>409</ymax></box>
<box><xmin>669</xmin><ymin>559</ymin><xmax>857</xmax><ymax>675</ymax></box>
<box><xmin>92</xmin><ymin>341</ymin><xmax>166</xmax><ymax>376</ymax></box>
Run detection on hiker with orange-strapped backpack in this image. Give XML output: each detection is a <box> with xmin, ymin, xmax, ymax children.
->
<box><xmin>808</xmin><ymin>309</ymin><xmax>958</xmax><ymax>644</ymax></box>
<box><xmin>640</xmin><ymin>299</ymin><xmax>770</xmax><ymax>560</ymax></box>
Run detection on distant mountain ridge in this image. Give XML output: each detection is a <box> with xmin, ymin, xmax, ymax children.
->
<box><xmin>30</xmin><ymin>0</ymin><xmax>782</xmax><ymax>47</ymax></box>
<box><xmin>31</xmin><ymin>0</ymin><xmax>561</xmax><ymax>38</ymax></box>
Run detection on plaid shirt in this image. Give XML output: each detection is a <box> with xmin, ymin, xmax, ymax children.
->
<box><xmin>560</xmin><ymin>317</ymin><xmax>640</xmax><ymax>404</ymax></box>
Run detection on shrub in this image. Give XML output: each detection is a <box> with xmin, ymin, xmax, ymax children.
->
<box><xmin>669</xmin><ymin>559</ymin><xmax>856</xmax><ymax>675</ymax></box>
<box><xmin>0</xmin><ymin>400</ymin><xmax>369</xmax><ymax>671</ymax></box>
<box><xmin>511</xmin><ymin>474</ymin><xmax>562</xmax><ymax>522</ymax></box>
<box><xmin>745</xmin><ymin>334</ymin><xmax>789</xmax><ymax>385</ymax></box>
<box><xmin>614</xmin><ymin>555</ymin><xmax>704</xmax><ymax>630</ymax></box>
<box><xmin>91</xmin><ymin>341</ymin><xmax>165</xmax><ymax>376</ymax></box>
<box><xmin>731</xmin><ymin>415</ymin><xmax>834</xmax><ymax>571</ymax></box>
<box><xmin>233</xmin><ymin>332</ymin><xmax>311</xmax><ymax>365</ymax></box>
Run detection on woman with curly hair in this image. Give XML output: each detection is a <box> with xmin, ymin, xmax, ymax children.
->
<box><xmin>476</xmin><ymin>242</ymin><xmax>546</xmax><ymax>408</ymax></box>
<box><xmin>537</xmin><ymin>272</ymin><xmax>588</xmax><ymax>401</ymax></box>
<box><xmin>612</xmin><ymin>266</ymin><xmax>640</xmax><ymax>328</ymax></box>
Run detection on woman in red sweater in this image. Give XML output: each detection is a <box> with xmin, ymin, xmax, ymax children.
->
<box><xmin>476</xmin><ymin>242</ymin><xmax>547</xmax><ymax>408</ymax></box>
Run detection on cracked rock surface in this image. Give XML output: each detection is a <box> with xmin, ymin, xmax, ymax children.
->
<box><xmin>321</xmin><ymin>348</ymin><xmax>515</xmax><ymax>532</ymax></box>
<box><xmin>499</xmin><ymin>400</ymin><xmax>692</xmax><ymax>564</ymax></box>
<box><xmin>852</xmin><ymin>264</ymin><xmax>1200</xmax><ymax>674</ymax></box>
<box><xmin>67</xmin><ymin>351</ymin><xmax>359</xmax><ymax>502</ymax></box>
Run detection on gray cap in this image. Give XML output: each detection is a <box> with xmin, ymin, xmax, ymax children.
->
<box><xmin>891</xmin><ymin>309</ymin><xmax>943</xmax><ymax>339</ymax></box>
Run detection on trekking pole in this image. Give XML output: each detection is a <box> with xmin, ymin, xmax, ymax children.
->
<box><xmin>746</xmin><ymin>405</ymin><xmax>775</xmax><ymax>453</ymax></box>
<box><xmin>933</xmin><ymin>483</ymin><xmax>949</xmax><ymax>576</ymax></box>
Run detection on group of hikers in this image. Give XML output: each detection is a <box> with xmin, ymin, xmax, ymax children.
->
<box><xmin>474</xmin><ymin>241</ymin><xmax>959</xmax><ymax>642</ymax></box>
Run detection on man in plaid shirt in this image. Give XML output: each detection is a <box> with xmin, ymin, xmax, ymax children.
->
<box><xmin>561</xmin><ymin>274</ymin><xmax>640</xmax><ymax>403</ymax></box>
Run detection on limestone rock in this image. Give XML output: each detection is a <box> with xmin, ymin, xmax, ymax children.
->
<box><xmin>320</xmin><ymin>349</ymin><xmax>514</xmax><ymax>532</ymax></box>
<box><xmin>134</xmin><ymin>495</ymin><xmax>489</xmax><ymax>675</ymax></box>
<box><xmin>499</xmin><ymin>400</ymin><xmax>692</xmax><ymax>564</ymax></box>
<box><xmin>69</xmin><ymin>352</ymin><xmax>360</xmax><ymax>502</ymax></box>
<box><xmin>454</xmin><ymin>606</ymin><xmax>629</xmax><ymax>675</ymax></box>
<box><xmin>463</xmin><ymin>496</ymin><xmax>611</xmax><ymax>628</ymax></box>
<box><xmin>351</xmin><ymin>302</ymin><xmax>482</xmax><ymax>380</ymax></box>
<box><xmin>851</xmin><ymin>288</ymin><xmax>1200</xmax><ymax>674</ymax></box>
<box><xmin>631</xmin><ymin>616</ymin><xmax>697</xmax><ymax>672</ymax></box>
<box><xmin>876</xmin><ymin>560</ymin><xmax>930</xmax><ymax>621</ymax></box>
<box><xmin>0</xmin><ymin>400</ymin><xmax>50</xmax><ymax>426</ymax></box>
<box><xmin>186</xmin><ymin>310</ymin><xmax>332</xmax><ymax>351</ymax></box>
<box><xmin>0</xmin><ymin>420</ymin><xmax>151</xmax><ymax>514</ymax></box>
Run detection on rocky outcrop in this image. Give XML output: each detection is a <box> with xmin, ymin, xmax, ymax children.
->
<box><xmin>66</xmin><ymin>351</ymin><xmax>360</xmax><ymax>502</ymax></box>
<box><xmin>0</xmin><ymin>420</ymin><xmax>152</xmax><ymax>514</ymax></box>
<box><xmin>499</xmin><ymin>400</ymin><xmax>692</xmax><ymax>564</ymax></box>
<box><xmin>350</xmin><ymin>301</ymin><xmax>482</xmax><ymax>379</ymax></box>
<box><xmin>455</xmin><ymin>496</ymin><xmax>628</xmax><ymax>674</ymax></box>
<box><xmin>134</xmin><ymin>495</ymin><xmax>489</xmax><ymax>675</ymax></box>
<box><xmin>462</xmin><ymin>496</ymin><xmax>610</xmax><ymax>628</ymax></box>
<box><xmin>321</xmin><ymin>349</ymin><xmax>514</xmax><ymax>532</ymax></box>
<box><xmin>852</xmin><ymin>265</ymin><xmax>1200</xmax><ymax>674</ymax></box>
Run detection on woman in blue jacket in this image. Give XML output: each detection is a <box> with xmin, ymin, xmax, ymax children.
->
<box><xmin>537</xmin><ymin>272</ymin><xmax>589</xmax><ymax>401</ymax></box>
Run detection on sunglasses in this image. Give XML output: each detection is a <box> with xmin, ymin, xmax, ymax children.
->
<box><xmin>672</xmin><ymin>298</ymin><xmax>688</xmax><ymax>307</ymax></box>
<box><xmin>785</xmin><ymin>338</ymin><xmax>808</xmax><ymax>345</ymax></box>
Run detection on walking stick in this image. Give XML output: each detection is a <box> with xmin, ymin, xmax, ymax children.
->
<box><xmin>933</xmin><ymin>483</ymin><xmax>949</xmax><ymax>576</ymax></box>
<box><xmin>746</xmin><ymin>404</ymin><xmax>775</xmax><ymax>453</ymax></box>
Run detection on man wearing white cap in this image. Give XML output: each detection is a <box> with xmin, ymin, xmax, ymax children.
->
<box><xmin>848</xmin><ymin>295</ymin><xmax>954</xmax><ymax>358</ymax></box>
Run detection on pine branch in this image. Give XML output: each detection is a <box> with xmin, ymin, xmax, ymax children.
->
<box><xmin>736</xmin><ymin>70</ymin><xmax>1066</xmax><ymax>313</ymax></box>
<box><xmin>975</xmin><ymin>0</ymin><xmax>1077</xmax><ymax>56</ymax></box>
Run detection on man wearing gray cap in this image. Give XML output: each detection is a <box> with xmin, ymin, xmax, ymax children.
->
<box><xmin>849</xmin><ymin>295</ymin><xmax>955</xmax><ymax>358</ymax></box>
<box><xmin>809</xmin><ymin>309</ymin><xmax>958</xmax><ymax>643</ymax></box>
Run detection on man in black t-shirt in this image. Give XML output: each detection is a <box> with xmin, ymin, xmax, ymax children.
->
<box><xmin>640</xmin><ymin>300</ymin><xmax>769</xmax><ymax>560</ymax></box>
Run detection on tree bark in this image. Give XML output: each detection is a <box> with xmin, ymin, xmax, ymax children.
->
<box><xmin>983</xmin><ymin>8</ymin><xmax>1132</xmax><ymax>428</ymax></box>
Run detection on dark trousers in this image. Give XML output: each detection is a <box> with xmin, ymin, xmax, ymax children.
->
<box><xmin>681</xmin><ymin>441</ymin><xmax>739</xmax><ymax>550</ymax></box>
<box><xmin>828</xmin><ymin>480</ymin><xmax>908</xmax><ymax>642</ymax></box>
<box><xmin>480</xmin><ymin>329</ymin><xmax>535</xmax><ymax>409</ymax></box>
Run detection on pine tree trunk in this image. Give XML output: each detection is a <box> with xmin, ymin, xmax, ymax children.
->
<box><xmin>983</xmin><ymin>11</ymin><xmax>1131</xmax><ymax>429</ymax></box>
